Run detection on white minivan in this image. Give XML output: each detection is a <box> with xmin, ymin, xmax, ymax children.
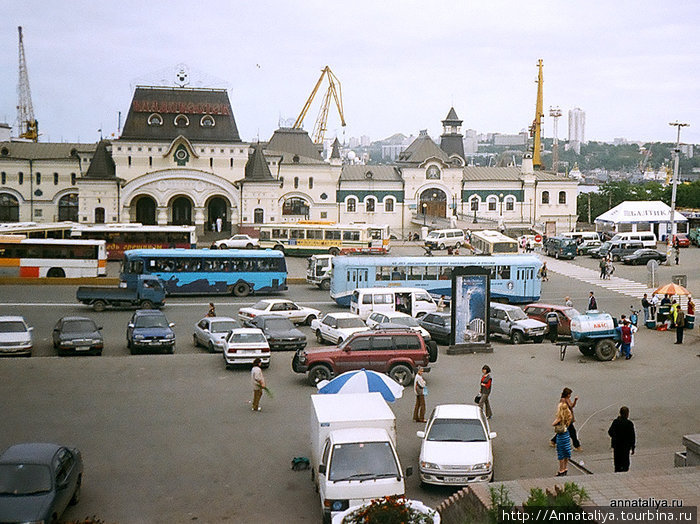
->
<box><xmin>350</xmin><ymin>287</ymin><xmax>438</xmax><ymax>320</ymax></box>
<box><xmin>610</xmin><ymin>232</ymin><xmax>657</xmax><ymax>248</ymax></box>
<box><xmin>561</xmin><ymin>231</ymin><xmax>600</xmax><ymax>242</ymax></box>
<box><xmin>424</xmin><ymin>229</ymin><xmax>466</xmax><ymax>250</ymax></box>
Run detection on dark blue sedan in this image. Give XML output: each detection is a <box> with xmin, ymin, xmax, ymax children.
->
<box><xmin>127</xmin><ymin>309</ymin><xmax>176</xmax><ymax>354</ymax></box>
<box><xmin>0</xmin><ymin>443</ymin><xmax>83</xmax><ymax>524</ymax></box>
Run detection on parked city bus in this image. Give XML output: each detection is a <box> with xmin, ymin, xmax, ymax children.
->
<box><xmin>257</xmin><ymin>221</ymin><xmax>390</xmax><ymax>256</ymax></box>
<box><xmin>0</xmin><ymin>236</ymin><xmax>107</xmax><ymax>278</ymax></box>
<box><xmin>330</xmin><ymin>254</ymin><xmax>542</xmax><ymax>306</ymax></box>
<box><xmin>120</xmin><ymin>248</ymin><xmax>287</xmax><ymax>296</ymax></box>
<box><xmin>469</xmin><ymin>230</ymin><xmax>519</xmax><ymax>255</ymax></box>
<box><xmin>0</xmin><ymin>221</ymin><xmax>75</xmax><ymax>239</ymax></box>
<box><xmin>71</xmin><ymin>224</ymin><xmax>197</xmax><ymax>260</ymax></box>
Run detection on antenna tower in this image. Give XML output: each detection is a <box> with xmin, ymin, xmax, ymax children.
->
<box><xmin>529</xmin><ymin>59</ymin><xmax>544</xmax><ymax>168</ymax></box>
<box><xmin>16</xmin><ymin>26</ymin><xmax>38</xmax><ymax>141</ymax></box>
<box><xmin>549</xmin><ymin>106</ymin><xmax>562</xmax><ymax>172</ymax></box>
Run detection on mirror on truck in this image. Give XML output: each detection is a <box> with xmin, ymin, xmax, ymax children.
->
<box><xmin>318</xmin><ymin>464</ymin><xmax>326</xmax><ymax>475</ymax></box>
<box><xmin>490</xmin><ymin>431</ymin><xmax>498</xmax><ymax>439</ymax></box>
<box><xmin>416</xmin><ymin>431</ymin><xmax>425</xmax><ymax>439</ymax></box>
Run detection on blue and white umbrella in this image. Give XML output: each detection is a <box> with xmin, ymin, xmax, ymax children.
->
<box><xmin>316</xmin><ymin>368</ymin><xmax>404</xmax><ymax>402</ymax></box>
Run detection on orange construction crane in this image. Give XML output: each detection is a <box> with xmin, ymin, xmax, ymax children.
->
<box><xmin>16</xmin><ymin>26</ymin><xmax>39</xmax><ymax>142</ymax></box>
<box><xmin>293</xmin><ymin>66</ymin><xmax>346</xmax><ymax>144</ymax></box>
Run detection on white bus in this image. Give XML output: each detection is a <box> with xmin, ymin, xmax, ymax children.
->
<box><xmin>0</xmin><ymin>236</ymin><xmax>107</xmax><ymax>278</ymax></box>
<box><xmin>258</xmin><ymin>221</ymin><xmax>390</xmax><ymax>256</ymax></box>
<box><xmin>0</xmin><ymin>221</ymin><xmax>75</xmax><ymax>239</ymax></box>
<box><xmin>470</xmin><ymin>230</ymin><xmax>519</xmax><ymax>255</ymax></box>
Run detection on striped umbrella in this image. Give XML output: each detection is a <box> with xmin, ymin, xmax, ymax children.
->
<box><xmin>317</xmin><ymin>368</ymin><xmax>404</xmax><ymax>402</ymax></box>
<box><xmin>653</xmin><ymin>283</ymin><xmax>691</xmax><ymax>296</ymax></box>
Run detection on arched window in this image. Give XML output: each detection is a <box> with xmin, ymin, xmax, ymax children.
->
<box><xmin>294</xmin><ymin>177</ymin><xmax>299</xmax><ymax>189</ymax></box>
<box><xmin>346</xmin><ymin>197</ymin><xmax>357</xmax><ymax>213</ymax></box>
<box><xmin>174</xmin><ymin>114</ymin><xmax>190</xmax><ymax>127</ymax></box>
<box><xmin>366</xmin><ymin>197</ymin><xmax>376</xmax><ymax>213</ymax></box>
<box><xmin>200</xmin><ymin>115</ymin><xmax>215</xmax><ymax>127</ymax></box>
<box><xmin>470</xmin><ymin>196</ymin><xmax>480</xmax><ymax>211</ymax></box>
<box><xmin>282</xmin><ymin>197</ymin><xmax>309</xmax><ymax>216</ymax></box>
<box><xmin>505</xmin><ymin>196</ymin><xmax>515</xmax><ymax>211</ymax></box>
<box><xmin>0</xmin><ymin>193</ymin><xmax>20</xmax><ymax>222</ymax></box>
<box><xmin>147</xmin><ymin>113</ymin><xmax>163</xmax><ymax>126</ymax></box>
<box><xmin>254</xmin><ymin>208</ymin><xmax>264</xmax><ymax>223</ymax></box>
<box><xmin>58</xmin><ymin>193</ymin><xmax>79</xmax><ymax>222</ymax></box>
<box><xmin>384</xmin><ymin>197</ymin><xmax>394</xmax><ymax>212</ymax></box>
<box><xmin>558</xmin><ymin>191</ymin><xmax>567</xmax><ymax>204</ymax></box>
<box><xmin>542</xmin><ymin>191</ymin><xmax>550</xmax><ymax>204</ymax></box>
<box><xmin>487</xmin><ymin>196</ymin><xmax>497</xmax><ymax>211</ymax></box>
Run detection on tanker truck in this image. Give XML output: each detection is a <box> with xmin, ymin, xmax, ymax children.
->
<box><xmin>568</xmin><ymin>311</ymin><xmax>621</xmax><ymax>361</ymax></box>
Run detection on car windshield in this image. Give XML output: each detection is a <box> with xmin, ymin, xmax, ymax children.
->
<box><xmin>507</xmin><ymin>309</ymin><xmax>528</xmax><ymax>321</ymax></box>
<box><xmin>328</xmin><ymin>442</ymin><xmax>400</xmax><ymax>481</ymax></box>
<box><xmin>0</xmin><ymin>464</ymin><xmax>52</xmax><ymax>495</ymax></box>
<box><xmin>211</xmin><ymin>321</ymin><xmax>239</xmax><ymax>333</ymax></box>
<box><xmin>263</xmin><ymin>318</ymin><xmax>295</xmax><ymax>331</ymax></box>
<box><xmin>252</xmin><ymin>301</ymin><xmax>269</xmax><ymax>310</ymax></box>
<box><xmin>0</xmin><ymin>321</ymin><xmax>27</xmax><ymax>333</ymax></box>
<box><xmin>426</xmin><ymin>232</ymin><xmax>440</xmax><ymax>239</ymax></box>
<box><xmin>336</xmin><ymin>317</ymin><xmax>366</xmax><ymax>329</ymax></box>
<box><xmin>63</xmin><ymin>320</ymin><xmax>97</xmax><ymax>333</ymax></box>
<box><xmin>134</xmin><ymin>315</ymin><xmax>168</xmax><ymax>328</ymax></box>
<box><xmin>427</xmin><ymin>418</ymin><xmax>487</xmax><ymax>442</ymax></box>
<box><xmin>230</xmin><ymin>332</ymin><xmax>266</xmax><ymax>344</ymax></box>
<box><xmin>390</xmin><ymin>316</ymin><xmax>419</xmax><ymax>327</ymax></box>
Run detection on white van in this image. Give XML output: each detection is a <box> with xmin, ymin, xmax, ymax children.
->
<box><xmin>424</xmin><ymin>228</ymin><xmax>466</xmax><ymax>250</ymax></box>
<box><xmin>561</xmin><ymin>231</ymin><xmax>600</xmax><ymax>242</ymax></box>
<box><xmin>350</xmin><ymin>287</ymin><xmax>437</xmax><ymax>320</ymax></box>
<box><xmin>610</xmin><ymin>232</ymin><xmax>657</xmax><ymax>248</ymax></box>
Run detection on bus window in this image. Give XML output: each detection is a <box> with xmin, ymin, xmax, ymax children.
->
<box><xmin>498</xmin><ymin>266</ymin><xmax>511</xmax><ymax>279</ymax></box>
<box><xmin>325</xmin><ymin>230</ymin><xmax>341</xmax><ymax>241</ymax></box>
<box><xmin>342</xmin><ymin>230</ymin><xmax>360</xmax><ymax>241</ymax></box>
<box><xmin>424</xmin><ymin>266</ymin><xmax>438</xmax><ymax>280</ymax></box>
<box><xmin>391</xmin><ymin>267</ymin><xmax>405</xmax><ymax>280</ymax></box>
<box><xmin>369</xmin><ymin>229</ymin><xmax>383</xmax><ymax>240</ymax></box>
<box><xmin>362</xmin><ymin>294</ymin><xmax>372</xmax><ymax>304</ymax></box>
<box><xmin>407</xmin><ymin>266</ymin><xmax>423</xmax><ymax>280</ymax></box>
<box><xmin>290</xmin><ymin>229</ymin><xmax>305</xmax><ymax>239</ymax></box>
<box><xmin>272</xmin><ymin>229</ymin><xmax>288</xmax><ymax>239</ymax></box>
<box><xmin>306</xmin><ymin>229</ymin><xmax>323</xmax><ymax>239</ymax></box>
<box><xmin>375</xmin><ymin>293</ymin><xmax>392</xmax><ymax>304</ymax></box>
<box><xmin>439</xmin><ymin>267</ymin><xmax>452</xmax><ymax>280</ymax></box>
<box><xmin>376</xmin><ymin>266</ymin><xmax>391</xmax><ymax>282</ymax></box>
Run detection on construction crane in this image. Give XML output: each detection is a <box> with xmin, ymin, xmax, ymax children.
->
<box><xmin>16</xmin><ymin>26</ymin><xmax>38</xmax><ymax>142</ymax></box>
<box><xmin>293</xmin><ymin>66</ymin><xmax>346</xmax><ymax>144</ymax></box>
<box><xmin>529</xmin><ymin>59</ymin><xmax>544</xmax><ymax>169</ymax></box>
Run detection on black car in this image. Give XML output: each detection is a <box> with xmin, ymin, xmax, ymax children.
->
<box><xmin>622</xmin><ymin>249</ymin><xmax>667</xmax><ymax>265</ymax></box>
<box><xmin>52</xmin><ymin>316</ymin><xmax>103</xmax><ymax>356</ymax></box>
<box><xmin>127</xmin><ymin>309</ymin><xmax>175</xmax><ymax>354</ymax></box>
<box><xmin>0</xmin><ymin>443</ymin><xmax>83</xmax><ymax>524</ymax></box>
<box><xmin>418</xmin><ymin>312</ymin><xmax>452</xmax><ymax>345</ymax></box>
<box><xmin>243</xmin><ymin>314</ymin><xmax>306</xmax><ymax>351</ymax></box>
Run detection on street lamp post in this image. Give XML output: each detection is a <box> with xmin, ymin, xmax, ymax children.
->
<box><xmin>422</xmin><ymin>202</ymin><xmax>427</xmax><ymax>226</ymax></box>
<box><xmin>666</xmin><ymin>121</ymin><xmax>689</xmax><ymax>265</ymax></box>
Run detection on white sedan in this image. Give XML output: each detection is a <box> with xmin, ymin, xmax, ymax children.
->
<box><xmin>417</xmin><ymin>404</ymin><xmax>496</xmax><ymax>486</ymax></box>
<box><xmin>223</xmin><ymin>328</ymin><xmax>270</xmax><ymax>368</ymax></box>
<box><xmin>192</xmin><ymin>316</ymin><xmax>241</xmax><ymax>352</ymax></box>
<box><xmin>366</xmin><ymin>311</ymin><xmax>432</xmax><ymax>340</ymax></box>
<box><xmin>311</xmin><ymin>312</ymin><xmax>370</xmax><ymax>345</ymax></box>
<box><xmin>214</xmin><ymin>234</ymin><xmax>259</xmax><ymax>249</ymax></box>
<box><xmin>238</xmin><ymin>299</ymin><xmax>320</xmax><ymax>326</ymax></box>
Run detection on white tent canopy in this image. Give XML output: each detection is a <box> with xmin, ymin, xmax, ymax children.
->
<box><xmin>595</xmin><ymin>200</ymin><xmax>687</xmax><ymax>225</ymax></box>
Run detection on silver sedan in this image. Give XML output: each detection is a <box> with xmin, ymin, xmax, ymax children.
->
<box><xmin>193</xmin><ymin>316</ymin><xmax>241</xmax><ymax>352</ymax></box>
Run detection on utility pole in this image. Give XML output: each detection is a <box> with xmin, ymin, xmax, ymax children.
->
<box><xmin>666</xmin><ymin>121</ymin><xmax>689</xmax><ymax>265</ymax></box>
<box><xmin>549</xmin><ymin>106</ymin><xmax>562</xmax><ymax>172</ymax></box>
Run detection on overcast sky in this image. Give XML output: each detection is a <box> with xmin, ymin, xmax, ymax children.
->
<box><xmin>2</xmin><ymin>1</ymin><xmax>698</xmax><ymax>146</ymax></box>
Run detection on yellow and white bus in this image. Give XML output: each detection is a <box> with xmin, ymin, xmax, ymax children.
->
<box><xmin>0</xmin><ymin>236</ymin><xmax>107</xmax><ymax>278</ymax></box>
<box><xmin>470</xmin><ymin>230</ymin><xmax>519</xmax><ymax>255</ymax></box>
<box><xmin>0</xmin><ymin>221</ymin><xmax>75</xmax><ymax>239</ymax></box>
<box><xmin>258</xmin><ymin>221</ymin><xmax>390</xmax><ymax>256</ymax></box>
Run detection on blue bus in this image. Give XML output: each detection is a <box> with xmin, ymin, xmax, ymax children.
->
<box><xmin>120</xmin><ymin>249</ymin><xmax>287</xmax><ymax>296</ymax></box>
<box><xmin>330</xmin><ymin>254</ymin><xmax>542</xmax><ymax>306</ymax></box>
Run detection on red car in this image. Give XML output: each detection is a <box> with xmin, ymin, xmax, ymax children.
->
<box><xmin>522</xmin><ymin>303</ymin><xmax>581</xmax><ymax>337</ymax></box>
<box><xmin>672</xmin><ymin>234</ymin><xmax>690</xmax><ymax>248</ymax></box>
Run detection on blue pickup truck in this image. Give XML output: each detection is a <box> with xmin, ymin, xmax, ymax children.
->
<box><xmin>76</xmin><ymin>275</ymin><xmax>166</xmax><ymax>311</ymax></box>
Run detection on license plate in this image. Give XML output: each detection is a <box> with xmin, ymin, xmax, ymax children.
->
<box><xmin>76</xmin><ymin>346</ymin><xmax>91</xmax><ymax>352</ymax></box>
<box><xmin>450</xmin><ymin>477</ymin><xmax>469</xmax><ymax>483</ymax></box>
<box><xmin>149</xmin><ymin>341</ymin><xmax>162</xmax><ymax>345</ymax></box>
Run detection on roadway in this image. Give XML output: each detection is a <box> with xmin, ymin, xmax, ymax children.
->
<box><xmin>1</xmin><ymin>245</ymin><xmax>699</xmax><ymax>522</ymax></box>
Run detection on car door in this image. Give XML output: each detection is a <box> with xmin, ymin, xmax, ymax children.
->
<box><xmin>321</xmin><ymin>315</ymin><xmax>337</xmax><ymax>343</ymax></box>
<box><xmin>284</xmin><ymin>302</ymin><xmax>304</xmax><ymax>323</ymax></box>
<box><xmin>195</xmin><ymin>319</ymin><xmax>209</xmax><ymax>346</ymax></box>
<box><xmin>269</xmin><ymin>302</ymin><xmax>292</xmax><ymax>321</ymax></box>
<box><xmin>54</xmin><ymin>448</ymin><xmax>76</xmax><ymax>514</ymax></box>
<box><xmin>336</xmin><ymin>336</ymin><xmax>371</xmax><ymax>372</ymax></box>
<box><xmin>52</xmin><ymin>319</ymin><xmax>62</xmax><ymax>347</ymax></box>
<box><xmin>367</xmin><ymin>335</ymin><xmax>395</xmax><ymax>372</ymax></box>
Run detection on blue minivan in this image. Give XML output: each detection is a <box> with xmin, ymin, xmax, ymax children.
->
<box><xmin>544</xmin><ymin>236</ymin><xmax>577</xmax><ymax>259</ymax></box>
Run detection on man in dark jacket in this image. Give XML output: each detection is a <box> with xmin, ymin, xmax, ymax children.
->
<box><xmin>588</xmin><ymin>291</ymin><xmax>598</xmax><ymax>311</ymax></box>
<box><xmin>608</xmin><ymin>406</ymin><xmax>636</xmax><ymax>472</ymax></box>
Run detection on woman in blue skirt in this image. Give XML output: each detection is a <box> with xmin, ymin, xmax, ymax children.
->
<box><xmin>552</xmin><ymin>401</ymin><xmax>573</xmax><ymax>476</ymax></box>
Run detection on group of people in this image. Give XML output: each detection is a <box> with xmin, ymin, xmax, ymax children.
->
<box><xmin>640</xmin><ymin>293</ymin><xmax>694</xmax><ymax>344</ymax></box>
<box><xmin>598</xmin><ymin>256</ymin><xmax>616</xmax><ymax>279</ymax></box>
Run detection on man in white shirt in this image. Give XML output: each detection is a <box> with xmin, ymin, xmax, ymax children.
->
<box><xmin>413</xmin><ymin>367</ymin><xmax>427</xmax><ymax>423</ymax></box>
<box><xmin>251</xmin><ymin>358</ymin><xmax>265</xmax><ymax>412</ymax></box>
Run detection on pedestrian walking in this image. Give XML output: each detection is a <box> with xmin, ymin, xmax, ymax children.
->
<box><xmin>413</xmin><ymin>367</ymin><xmax>427</xmax><ymax>422</ymax></box>
<box><xmin>206</xmin><ymin>302</ymin><xmax>216</xmax><ymax>317</ymax></box>
<box><xmin>606</xmin><ymin>257</ymin><xmax>615</xmax><ymax>279</ymax></box>
<box><xmin>675</xmin><ymin>309</ymin><xmax>685</xmax><ymax>344</ymax></box>
<box><xmin>546</xmin><ymin>311</ymin><xmax>559</xmax><ymax>343</ymax></box>
<box><xmin>564</xmin><ymin>296</ymin><xmax>573</xmax><ymax>308</ymax></box>
<box><xmin>478</xmin><ymin>365</ymin><xmax>492</xmax><ymax>419</ymax></box>
<box><xmin>674</xmin><ymin>246</ymin><xmax>680</xmax><ymax>265</ymax></box>
<box><xmin>251</xmin><ymin>358</ymin><xmax>265</xmax><ymax>412</ymax></box>
<box><xmin>588</xmin><ymin>291</ymin><xmax>598</xmax><ymax>311</ymax></box>
<box><xmin>552</xmin><ymin>400</ymin><xmax>573</xmax><ymax>476</ymax></box>
<box><xmin>641</xmin><ymin>294</ymin><xmax>650</xmax><ymax>324</ymax></box>
<box><xmin>550</xmin><ymin>387</ymin><xmax>581</xmax><ymax>451</ymax></box>
<box><xmin>688</xmin><ymin>296</ymin><xmax>695</xmax><ymax>316</ymax></box>
<box><xmin>608</xmin><ymin>406</ymin><xmax>636</xmax><ymax>472</ymax></box>
<box><xmin>599</xmin><ymin>258</ymin><xmax>607</xmax><ymax>279</ymax></box>
<box><xmin>617</xmin><ymin>319</ymin><xmax>633</xmax><ymax>359</ymax></box>
<box><xmin>540</xmin><ymin>262</ymin><xmax>549</xmax><ymax>282</ymax></box>
<box><xmin>216</xmin><ymin>216</ymin><xmax>223</xmax><ymax>233</ymax></box>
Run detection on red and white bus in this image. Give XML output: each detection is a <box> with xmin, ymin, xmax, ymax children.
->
<box><xmin>0</xmin><ymin>236</ymin><xmax>107</xmax><ymax>278</ymax></box>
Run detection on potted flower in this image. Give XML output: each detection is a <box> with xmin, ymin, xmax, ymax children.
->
<box><xmin>332</xmin><ymin>495</ymin><xmax>439</xmax><ymax>523</ymax></box>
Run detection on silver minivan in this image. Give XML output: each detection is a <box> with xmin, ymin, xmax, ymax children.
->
<box><xmin>424</xmin><ymin>229</ymin><xmax>466</xmax><ymax>250</ymax></box>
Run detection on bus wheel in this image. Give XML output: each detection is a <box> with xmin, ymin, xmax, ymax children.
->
<box><xmin>329</xmin><ymin>247</ymin><xmax>340</xmax><ymax>256</ymax></box>
<box><xmin>92</xmin><ymin>300</ymin><xmax>107</xmax><ymax>312</ymax></box>
<box><xmin>232</xmin><ymin>282</ymin><xmax>251</xmax><ymax>297</ymax></box>
<box><xmin>320</xmin><ymin>279</ymin><xmax>331</xmax><ymax>291</ymax></box>
<box><xmin>47</xmin><ymin>267</ymin><xmax>65</xmax><ymax>278</ymax></box>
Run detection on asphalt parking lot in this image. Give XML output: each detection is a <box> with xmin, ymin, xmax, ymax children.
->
<box><xmin>1</xmin><ymin>244</ymin><xmax>699</xmax><ymax>522</ymax></box>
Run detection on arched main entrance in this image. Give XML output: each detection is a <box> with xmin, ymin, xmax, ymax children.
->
<box><xmin>419</xmin><ymin>188</ymin><xmax>447</xmax><ymax>218</ymax></box>
<box><xmin>135</xmin><ymin>196</ymin><xmax>157</xmax><ymax>225</ymax></box>
<box><xmin>207</xmin><ymin>196</ymin><xmax>229</xmax><ymax>232</ymax></box>
<box><xmin>171</xmin><ymin>196</ymin><xmax>192</xmax><ymax>225</ymax></box>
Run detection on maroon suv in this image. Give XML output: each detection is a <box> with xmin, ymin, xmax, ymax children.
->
<box><xmin>292</xmin><ymin>328</ymin><xmax>434</xmax><ymax>386</ymax></box>
<box><xmin>522</xmin><ymin>303</ymin><xmax>581</xmax><ymax>336</ymax></box>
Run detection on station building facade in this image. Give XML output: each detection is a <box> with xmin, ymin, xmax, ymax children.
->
<box><xmin>0</xmin><ymin>84</ymin><xmax>578</xmax><ymax>238</ymax></box>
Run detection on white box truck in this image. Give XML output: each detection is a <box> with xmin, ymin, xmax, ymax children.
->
<box><xmin>310</xmin><ymin>392</ymin><xmax>411</xmax><ymax>523</ymax></box>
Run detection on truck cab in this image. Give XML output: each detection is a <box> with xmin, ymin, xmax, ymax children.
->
<box><xmin>307</xmin><ymin>254</ymin><xmax>334</xmax><ymax>291</ymax></box>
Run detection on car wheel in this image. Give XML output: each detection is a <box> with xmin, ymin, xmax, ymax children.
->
<box><xmin>320</xmin><ymin>279</ymin><xmax>331</xmax><ymax>291</ymax></box>
<box><xmin>438</xmin><ymin>243</ymin><xmax>446</xmax><ymax>250</ymax></box>
<box><xmin>208</xmin><ymin>342</ymin><xmax>216</xmax><ymax>353</ymax></box>
<box><xmin>511</xmin><ymin>331</ymin><xmax>525</xmax><ymax>345</ymax></box>
<box><xmin>92</xmin><ymin>300</ymin><xmax>106</xmax><ymax>312</ymax></box>
<box><xmin>140</xmin><ymin>300</ymin><xmax>154</xmax><ymax>309</ymax></box>
<box><xmin>69</xmin><ymin>475</ymin><xmax>81</xmax><ymax>505</ymax></box>
<box><xmin>427</xmin><ymin>340</ymin><xmax>438</xmax><ymax>363</ymax></box>
<box><xmin>261</xmin><ymin>361</ymin><xmax>270</xmax><ymax>369</ymax></box>
<box><xmin>246</xmin><ymin>243</ymin><xmax>254</xmax><ymax>249</ymax></box>
<box><xmin>316</xmin><ymin>330</ymin><xmax>324</xmax><ymax>344</ymax></box>
<box><xmin>594</xmin><ymin>339</ymin><xmax>616</xmax><ymax>361</ymax></box>
<box><xmin>304</xmin><ymin>315</ymin><xmax>316</xmax><ymax>326</ymax></box>
<box><xmin>389</xmin><ymin>364</ymin><xmax>413</xmax><ymax>387</ymax></box>
<box><xmin>555</xmin><ymin>251</ymin><xmax>560</xmax><ymax>259</ymax></box>
<box><xmin>232</xmin><ymin>282</ymin><xmax>251</xmax><ymax>297</ymax></box>
<box><xmin>308</xmin><ymin>365</ymin><xmax>332</xmax><ymax>386</ymax></box>
<box><xmin>455</xmin><ymin>241</ymin><xmax>462</xmax><ymax>249</ymax></box>
<box><xmin>613</xmin><ymin>255</ymin><xmax>620</xmax><ymax>262</ymax></box>
<box><xmin>274</xmin><ymin>245</ymin><xmax>285</xmax><ymax>253</ymax></box>
<box><xmin>193</xmin><ymin>334</ymin><xmax>199</xmax><ymax>347</ymax></box>
<box><xmin>93</xmin><ymin>349</ymin><xmax>102</xmax><ymax>356</ymax></box>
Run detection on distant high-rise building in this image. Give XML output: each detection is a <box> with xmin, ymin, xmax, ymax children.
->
<box><xmin>360</xmin><ymin>135</ymin><xmax>371</xmax><ymax>147</ymax></box>
<box><xmin>347</xmin><ymin>136</ymin><xmax>360</xmax><ymax>149</ymax></box>
<box><xmin>568</xmin><ymin>107</ymin><xmax>585</xmax><ymax>154</ymax></box>
<box><xmin>463</xmin><ymin>129</ymin><xmax>478</xmax><ymax>155</ymax></box>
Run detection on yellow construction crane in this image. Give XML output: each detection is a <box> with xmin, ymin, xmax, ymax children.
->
<box><xmin>293</xmin><ymin>66</ymin><xmax>346</xmax><ymax>144</ymax></box>
<box><xmin>16</xmin><ymin>26</ymin><xmax>39</xmax><ymax>142</ymax></box>
<box><xmin>529</xmin><ymin>59</ymin><xmax>544</xmax><ymax>169</ymax></box>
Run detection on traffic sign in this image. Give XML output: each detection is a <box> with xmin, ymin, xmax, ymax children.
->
<box><xmin>534</xmin><ymin>234</ymin><xmax>542</xmax><ymax>243</ymax></box>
